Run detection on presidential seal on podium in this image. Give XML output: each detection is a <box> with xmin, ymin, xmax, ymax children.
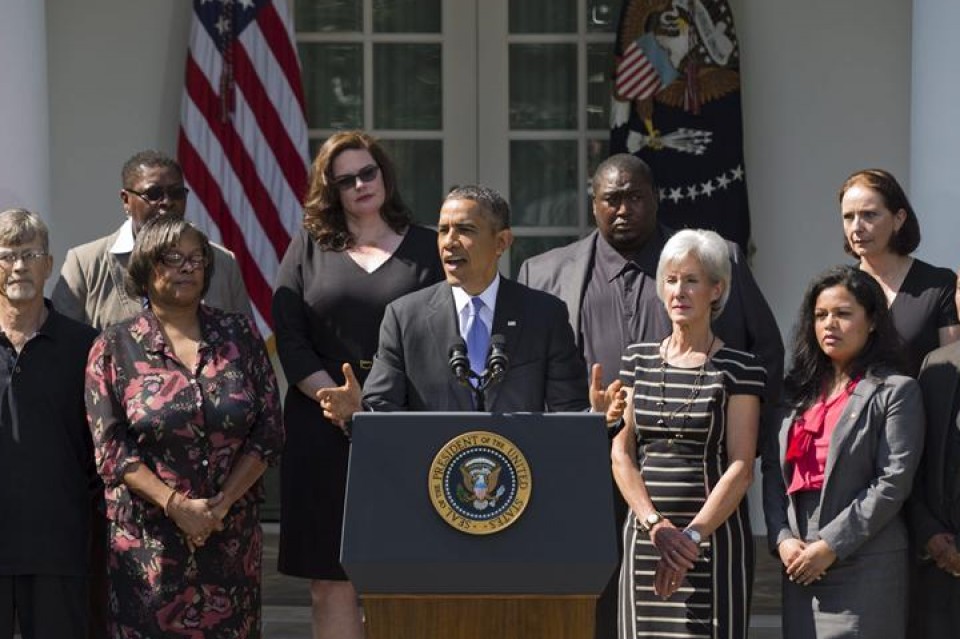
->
<box><xmin>428</xmin><ymin>430</ymin><xmax>532</xmax><ymax>535</ymax></box>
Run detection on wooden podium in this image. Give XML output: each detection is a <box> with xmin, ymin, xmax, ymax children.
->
<box><xmin>341</xmin><ymin>412</ymin><xmax>618</xmax><ymax>639</ymax></box>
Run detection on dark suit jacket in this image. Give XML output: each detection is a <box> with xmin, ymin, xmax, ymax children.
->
<box><xmin>763</xmin><ymin>373</ymin><xmax>924</xmax><ymax>560</ymax></box>
<box><xmin>516</xmin><ymin>226</ymin><xmax>784</xmax><ymax>403</ymax></box>
<box><xmin>362</xmin><ymin>278</ymin><xmax>589</xmax><ymax>412</ymax></box>
<box><xmin>910</xmin><ymin>341</ymin><xmax>960</xmax><ymax>547</ymax></box>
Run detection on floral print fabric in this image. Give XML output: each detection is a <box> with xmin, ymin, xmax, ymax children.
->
<box><xmin>86</xmin><ymin>306</ymin><xmax>283</xmax><ymax>639</ymax></box>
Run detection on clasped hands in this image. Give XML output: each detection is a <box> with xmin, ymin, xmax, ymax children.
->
<box><xmin>778</xmin><ymin>538</ymin><xmax>837</xmax><ymax>586</ymax></box>
<box><xmin>650</xmin><ymin>520</ymin><xmax>700</xmax><ymax>600</ymax></box>
<box><xmin>167</xmin><ymin>491</ymin><xmax>231</xmax><ymax>551</ymax></box>
<box><xmin>926</xmin><ymin>532</ymin><xmax>960</xmax><ymax>577</ymax></box>
<box><xmin>316</xmin><ymin>362</ymin><xmax>628</xmax><ymax>431</ymax></box>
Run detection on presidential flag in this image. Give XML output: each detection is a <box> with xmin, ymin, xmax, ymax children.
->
<box><xmin>179</xmin><ymin>0</ymin><xmax>309</xmax><ymax>337</ymax></box>
<box><xmin>610</xmin><ymin>0</ymin><xmax>751</xmax><ymax>252</ymax></box>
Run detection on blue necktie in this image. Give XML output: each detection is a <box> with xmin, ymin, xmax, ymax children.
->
<box><xmin>466</xmin><ymin>297</ymin><xmax>490</xmax><ymax>377</ymax></box>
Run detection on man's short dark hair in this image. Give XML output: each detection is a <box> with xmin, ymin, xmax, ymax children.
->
<box><xmin>444</xmin><ymin>185</ymin><xmax>511</xmax><ymax>230</ymax></box>
<box><xmin>121</xmin><ymin>150</ymin><xmax>183</xmax><ymax>189</ymax></box>
<box><xmin>590</xmin><ymin>153</ymin><xmax>655</xmax><ymax>196</ymax></box>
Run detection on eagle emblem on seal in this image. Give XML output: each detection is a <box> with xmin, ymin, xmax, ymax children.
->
<box><xmin>457</xmin><ymin>456</ymin><xmax>507</xmax><ymax>510</ymax></box>
<box><xmin>612</xmin><ymin>0</ymin><xmax>741</xmax><ymax>154</ymax></box>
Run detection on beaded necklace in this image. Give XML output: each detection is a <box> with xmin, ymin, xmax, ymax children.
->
<box><xmin>656</xmin><ymin>335</ymin><xmax>716</xmax><ymax>439</ymax></box>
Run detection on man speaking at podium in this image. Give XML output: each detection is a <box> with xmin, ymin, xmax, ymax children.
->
<box><xmin>319</xmin><ymin>185</ymin><xmax>623</xmax><ymax>421</ymax></box>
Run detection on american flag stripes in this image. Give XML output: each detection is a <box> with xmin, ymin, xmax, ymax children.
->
<box><xmin>179</xmin><ymin>0</ymin><xmax>309</xmax><ymax>337</ymax></box>
<box><xmin>615</xmin><ymin>40</ymin><xmax>661</xmax><ymax>101</ymax></box>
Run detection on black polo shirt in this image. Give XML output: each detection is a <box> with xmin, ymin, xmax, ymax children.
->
<box><xmin>0</xmin><ymin>301</ymin><xmax>99</xmax><ymax>576</ymax></box>
<box><xmin>581</xmin><ymin>229</ymin><xmax>672</xmax><ymax>386</ymax></box>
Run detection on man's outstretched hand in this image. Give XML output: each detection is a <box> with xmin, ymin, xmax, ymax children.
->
<box><xmin>317</xmin><ymin>363</ymin><xmax>362</xmax><ymax>432</ymax></box>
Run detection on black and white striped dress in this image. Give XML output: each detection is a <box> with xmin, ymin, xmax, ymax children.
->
<box><xmin>618</xmin><ymin>343</ymin><xmax>766</xmax><ymax>639</ymax></box>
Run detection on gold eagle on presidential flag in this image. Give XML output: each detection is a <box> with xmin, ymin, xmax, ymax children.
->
<box><xmin>612</xmin><ymin>0</ymin><xmax>739</xmax><ymax>145</ymax></box>
<box><xmin>610</xmin><ymin>0</ymin><xmax>751</xmax><ymax>250</ymax></box>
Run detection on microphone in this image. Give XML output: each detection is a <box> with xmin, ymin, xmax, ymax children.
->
<box><xmin>448</xmin><ymin>339</ymin><xmax>471</xmax><ymax>385</ymax></box>
<box><xmin>485</xmin><ymin>334</ymin><xmax>509</xmax><ymax>383</ymax></box>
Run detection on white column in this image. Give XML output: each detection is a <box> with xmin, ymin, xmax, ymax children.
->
<box><xmin>0</xmin><ymin>1</ymin><xmax>50</xmax><ymax>219</ymax></box>
<box><xmin>911</xmin><ymin>1</ymin><xmax>960</xmax><ymax>270</ymax></box>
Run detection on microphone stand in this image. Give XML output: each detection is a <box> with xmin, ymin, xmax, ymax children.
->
<box><xmin>449</xmin><ymin>336</ymin><xmax>509</xmax><ymax>411</ymax></box>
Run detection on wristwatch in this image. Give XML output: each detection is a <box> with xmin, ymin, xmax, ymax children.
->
<box><xmin>682</xmin><ymin>527</ymin><xmax>702</xmax><ymax>544</ymax></box>
<box><xmin>638</xmin><ymin>511</ymin><xmax>664</xmax><ymax>533</ymax></box>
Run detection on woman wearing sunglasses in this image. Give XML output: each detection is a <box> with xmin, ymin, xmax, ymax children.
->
<box><xmin>272</xmin><ymin>130</ymin><xmax>443</xmax><ymax>639</ymax></box>
<box><xmin>85</xmin><ymin>215</ymin><xmax>283</xmax><ymax>637</ymax></box>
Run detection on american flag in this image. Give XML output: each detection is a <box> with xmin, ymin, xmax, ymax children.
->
<box><xmin>615</xmin><ymin>40</ymin><xmax>661</xmax><ymax>101</ymax></box>
<box><xmin>178</xmin><ymin>0</ymin><xmax>309</xmax><ymax>337</ymax></box>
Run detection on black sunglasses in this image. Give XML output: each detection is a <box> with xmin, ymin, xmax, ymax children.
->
<box><xmin>126</xmin><ymin>184</ymin><xmax>190</xmax><ymax>203</ymax></box>
<box><xmin>332</xmin><ymin>164</ymin><xmax>380</xmax><ymax>191</ymax></box>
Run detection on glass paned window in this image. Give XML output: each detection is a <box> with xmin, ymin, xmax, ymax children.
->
<box><xmin>374</xmin><ymin>44</ymin><xmax>442</xmax><ymax>130</ymax></box>
<box><xmin>510</xmin><ymin>140</ymin><xmax>578</xmax><ymax>227</ymax></box>
<box><xmin>295</xmin><ymin>0</ymin><xmax>361</xmax><ymax>32</ymax></box>
<box><xmin>587</xmin><ymin>43</ymin><xmax>615</xmax><ymax>130</ymax></box>
<box><xmin>509</xmin><ymin>0</ymin><xmax>576</xmax><ymax>34</ymax></box>
<box><xmin>587</xmin><ymin>0</ymin><xmax>622</xmax><ymax>33</ymax></box>
<box><xmin>379</xmin><ymin>139</ymin><xmax>443</xmax><ymax>226</ymax></box>
<box><xmin>509</xmin><ymin>44</ymin><xmax>578</xmax><ymax>130</ymax></box>
<box><xmin>299</xmin><ymin>43</ymin><xmax>363</xmax><ymax>130</ymax></box>
<box><xmin>373</xmin><ymin>0</ymin><xmax>441</xmax><ymax>33</ymax></box>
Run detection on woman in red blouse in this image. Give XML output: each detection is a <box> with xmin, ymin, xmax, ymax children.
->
<box><xmin>85</xmin><ymin>215</ymin><xmax>283</xmax><ymax>638</ymax></box>
<box><xmin>762</xmin><ymin>265</ymin><xmax>923</xmax><ymax>639</ymax></box>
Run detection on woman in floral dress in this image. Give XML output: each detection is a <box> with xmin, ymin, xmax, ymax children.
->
<box><xmin>85</xmin><ymin>215</ymin><xmax>283</xmax><ymax>638</ymax></box>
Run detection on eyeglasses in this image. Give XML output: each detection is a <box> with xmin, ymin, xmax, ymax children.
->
<box><xmin>332</xmin><ymin>164</ymin><xmax>380</xmax><ymax>191</ymax></box>
<box><xmin>159</xmin><ymin>252</ymin><xmax>208</xmax><ymax>269</ymax></box>
<box><xmin>126</xmin><ymin>184</ymin><xmax>190</xmax><ymax>203</ymax></box>
<box><xmin>0</xmin><ymin>249</ymin><xmax>48</xmax><ymax>267</ymax></box>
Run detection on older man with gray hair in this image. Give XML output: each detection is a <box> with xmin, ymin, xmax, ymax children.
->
<box><xmin>0</xmin><ymin>209</ymin><xmax>99</xmax><ymax>639</ymax></box>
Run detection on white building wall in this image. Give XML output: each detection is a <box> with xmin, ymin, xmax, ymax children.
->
<box><xmin>734</xmin><ymin>0</ymin><xmax>912</xmax><ymax>339</ymax></box>
<box><xmin>1</xmin><ymin>1</ymin><xmax>51</xmax><ymax>221</ymax></box>
<box><xmin>44</xmin><ymin>0</ymin><xmax>190</xmax><ymax>274</ymax></box>
<box><xmin>910</xmin><ymin>0</ymin><xmax>960</xmax><ymax>273</ymax></box>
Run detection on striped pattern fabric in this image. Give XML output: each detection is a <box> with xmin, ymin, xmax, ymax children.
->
<box><xmin>615</xmin><ymin>40</ymin><xmax>661</xmax><ymax>101</ymax></box>
<box><xmin>179</xmin><ymin>0</ymin><xmax>309</xmax><ymax>337</ymax></box>
<box><xmin>617</xmin><ymin>343</ymin><xmax>766</xmax><ymax>639</ymax></box>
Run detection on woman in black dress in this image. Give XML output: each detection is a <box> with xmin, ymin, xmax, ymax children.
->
<box><xmin>273</xmin><ymin>131</ymin><xmax>442</xmax><ymax>639</ymax></box>
<box><xmin>838</xmin><ymin>169</ymin><xmax>959</xmax><ymax>376</ymax></box>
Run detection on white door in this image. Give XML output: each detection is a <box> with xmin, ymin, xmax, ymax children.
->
<box><xmin>294</xmin><ymin>0</ymin><xmax>620</xmax><ymax>273</ymax></box>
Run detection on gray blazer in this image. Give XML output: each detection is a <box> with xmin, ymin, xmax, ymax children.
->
<box><xmin>762</xmin><ymin>372</ymin><xmax>925</xmax><ymax>560</ymax></box>
<box><xmin>53</xmin><ymin>226</ymin><xmax>253</xmax><ymax>330</ymax></box>
<box><xmin>362</xmin><ymin>278</ymin><xmax>590</xmax><ymax>413</ymax></box>
<box><xmin>515</xmin><ymin>226</ymin><xmax>784</xmax><ymax>405</ymax></box>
